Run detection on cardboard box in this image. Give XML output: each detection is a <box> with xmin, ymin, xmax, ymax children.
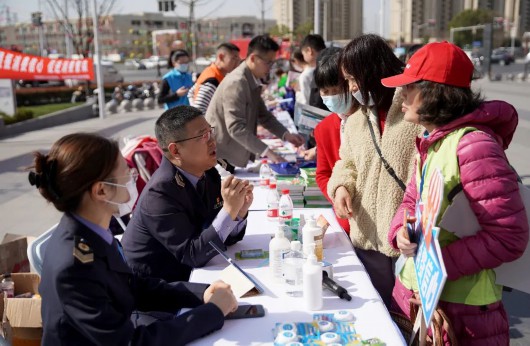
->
<box><xmin>0</xmin><ymin>234</ymin><xmax>34</xmax><ymax>275</ymax></box>
<box><xmin>2</xmin><ymin>273</ymin><xmax>42</xmax><ymax>346</ymax></box>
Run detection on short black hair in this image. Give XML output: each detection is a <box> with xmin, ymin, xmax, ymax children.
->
<box><xmin>155</xmin><ymin>105</ymin><xmax>204</xmax><ymax>152</ymax></box>
<box><xmin>247</xmin><ymin>35</ymin><xmax>279</xmax><ymax>57</ymax></box>
<box><xmin>217</xmin><ymin>42</ymin><xmax>240</xmax><ymax>52</ymax></box>
<box><xmin>405</xmin><ymin>44</ymin><xmax>424</xmax><ymax>61</ymax></box>
<box><xmin>300</xmin><ymin>34</ymin><xmax>326</xmax><ymax>52</ymax></box>
<box><xmin>314</xmin><ymin>47</ymin><xmax>342</xmax><ymax>89</ymax></box>
<box><xmin>340</xmin><ymin>34</ymin><xmax>404</xmax><ymax>111</ymax></box>
<box><xmin>291</xmin><ymin>48</ymin><xmax>304</xmax><ymax>63</ymax></box>
<box><xmin>415</xmin><ymin>81</ymin><xmax>483</xmax><ymax>126</ymax></box>
<box><xmin>169</xmin><ymin>49</ymin><xmax>190</xmax><ymax>65</ymax></box>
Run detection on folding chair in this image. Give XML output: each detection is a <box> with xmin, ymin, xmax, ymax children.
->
<box><xmin>27</xmin><ymin>224</ymin><xmax>57</xmax><ymax>276</ymax></box>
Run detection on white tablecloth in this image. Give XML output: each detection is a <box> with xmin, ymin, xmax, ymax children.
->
<box><xmin>188</xmin><ymin>209</ymin><xmax>406</xmax><ymax>345</ymax></box>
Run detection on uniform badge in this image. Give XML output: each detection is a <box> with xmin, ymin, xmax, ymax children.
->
<box><xmin>175</xmin><ymin>172</ymin><xmax>185</xmax><ymax>187</ymax></box>
<box><xmin>73</xmin><ymin>236</ymin><xmax>94</xmax><ymax>264</ymax></box>
<box><xmin>213</xmin><ymin>196</ymin><xmax>224</xmax><ymax>209</ymax></box>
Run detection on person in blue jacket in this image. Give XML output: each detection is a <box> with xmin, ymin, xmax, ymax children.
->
<box><xmin>158</xmin><ymin>49</ymin><xmax>194</xmax><ymax>109</ymax></box>
<box><xmin>30</xmin><ymin>132</ymin><xmax>238</xmax><ymax>346</ymax></box>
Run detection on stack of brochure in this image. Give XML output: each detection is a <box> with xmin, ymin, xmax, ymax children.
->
<box><xmin>300</xmin><ymin>168</ymin><xmax>332</xmax><ymax>208</ymax></box>
<box><xmin>275</xmin><ymin>176</ymin><xmax>305</xmax><ymax>208</ymax></box>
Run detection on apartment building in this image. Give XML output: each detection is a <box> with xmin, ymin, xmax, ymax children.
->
<box><xmin>273</xmin><ymin>0</ymin><xmax>362</xmax><ymax>41</ymax></box>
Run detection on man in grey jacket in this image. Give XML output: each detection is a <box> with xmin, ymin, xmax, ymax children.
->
<box><xmin>206</xmin><ymin>35</ymin><xmax>304</xmax><ymax>167</ymax></box>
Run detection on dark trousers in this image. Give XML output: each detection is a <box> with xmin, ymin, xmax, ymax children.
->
<box><xmin>355</xmin><ymin>247</ymin><xmax>395</xmax><ymax>310</ymax></box>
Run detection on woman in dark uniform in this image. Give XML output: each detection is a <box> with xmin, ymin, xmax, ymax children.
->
<box><xmin>29</xmin><ymin>133</ymin><xmax>237</xmax><ymax>346</ymax></box>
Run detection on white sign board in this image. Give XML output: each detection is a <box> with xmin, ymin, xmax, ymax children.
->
<box><xmin>0</xmin><ymin>79</ymin><xmax>16</xmax><ymax>116</ymax></box>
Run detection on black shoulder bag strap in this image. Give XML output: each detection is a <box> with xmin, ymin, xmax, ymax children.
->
<box><xmin>366</xmin><ymin>114</ymin><xmax>407</xmax><ymax>192</ymax></box>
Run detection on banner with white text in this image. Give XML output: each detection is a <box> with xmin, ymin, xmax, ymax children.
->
<box><xmin>0</xmin><ymin>48</ymin><xmax>94</xmax><ymax>81</ymax></box>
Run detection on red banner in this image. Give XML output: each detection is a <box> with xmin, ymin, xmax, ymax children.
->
<box><xmin>0</xmin><ymin>48</ymin><xmax>94</xmax><ymax>81</ymax></box>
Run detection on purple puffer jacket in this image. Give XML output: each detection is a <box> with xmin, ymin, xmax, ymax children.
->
<box><xmin>389</xmin><ymin>100</ymin><xmax>529</xmax><ymax>345</ymax></box>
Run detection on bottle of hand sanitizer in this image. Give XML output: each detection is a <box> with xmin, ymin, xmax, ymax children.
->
<box><xmin>303</xmin><ymin>244</ymin><xmax>323</xmax><ymax>310</ymax></box>
<box><xmin>283</xmin><ymin>241</ymin><xmax>304</xmax><ymax>297</ymax></box>
<box><xmin>269</xmin><ymin>225</ymin><xmax>291</xmax><ymax>283</ymax></box>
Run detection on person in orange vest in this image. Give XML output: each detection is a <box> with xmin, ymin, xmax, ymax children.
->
<box><xmin>188</xmin><ymin>43</ymin><xmax>241</xmax><ymax>113</ymax></box>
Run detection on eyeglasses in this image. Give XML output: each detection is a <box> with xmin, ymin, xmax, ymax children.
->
<box><xmin>172</xmin><ymin>126</ymin><xmax>216</xmax><ymax>144</ymax></box>
<box><xmin>105</xmin><ymin>168</ymin><xmax>139</xmax><ymax>184</ymax></box>
<box><xmin>255</xmin><ymin>55</ymin><xmax>275</xmax><ymax>67</ymax></box>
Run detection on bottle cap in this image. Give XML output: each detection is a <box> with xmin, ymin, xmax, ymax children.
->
<box><xmin>306</xmin><ymin>244</ymin><xmax>317</xmax><ymax>263</ymax></box>
<box><xmin>269</xmin><ymin>182</ymin><xmax>277</xmax><ymax>189</ymax></box>
<box><xmin>275</xmin><ymin>226</ymin><xmax>285</xmax><ymax>238</ymax></box>
<box><xmin>320</xmin><ymin>332</ymin><xmax>341</xmax><ymax>343</ymax></box>
<box><xmin>317</xmin><ymin>320</ymin><xmax>335</xmax><ymax>332</ymax></box>
<box><xmin>290</xmin><ymin>240</ymin><xmax>302</xmax><ymax>251</ymax></box>
<box><xmin>281</xmin><ymin>189</ymin><xmax>290</xmax><ymax>195</ymax></box>
<box><xmin>333</xmin><ymin>310</ymin><xmax>354</xmax><ymax>322</ymax></box>
<box><xmin>275</xmin><ymin>331</ymin><xmax>298</xmax><ymax>344</ymax></box>
<box><xmin>277</xmin><ymin>322</ymin><xmax>297</xmax><ymax>334</ymax></box>
<box><xmin>261</xmin><ymin>159</ymin><xmax>268</xmax><ymax>164</ymax></box>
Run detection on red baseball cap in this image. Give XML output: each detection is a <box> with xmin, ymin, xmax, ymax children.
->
<box><xmin>381</xmin><ymin>41</ymin><xmax>474</xmax><ymax>88</ymax></box>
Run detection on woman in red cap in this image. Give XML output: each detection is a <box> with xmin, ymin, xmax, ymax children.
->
<box><xmin>384</xmin><ymin>41</ymin><xmax>528</xmax><ymax>345</ymax></box>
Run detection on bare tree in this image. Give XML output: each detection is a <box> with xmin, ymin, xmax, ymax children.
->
<box><xmin>45</xmin><ymin>0</ymin><xmax>117</xmax><ymax>56</ymax></box>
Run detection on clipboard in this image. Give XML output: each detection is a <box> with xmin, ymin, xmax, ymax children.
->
<box><xmin>209</xmin><ymin>241</ymin><xmax>265</xmax><ymax>298</ymax></box>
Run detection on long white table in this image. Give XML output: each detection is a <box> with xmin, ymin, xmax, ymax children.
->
<box><xmin>188</xmin><ymin>209</ymin><xmax>406</xmax><ymax>345</ymax></box>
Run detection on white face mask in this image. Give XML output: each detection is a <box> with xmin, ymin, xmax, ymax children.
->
<box><xmin>352</xmin><ymin>89</ymin><xmax>375</xmax><ymax>107</ymax></box>
<box><xmin>176</xmin><ymin>63</ymin><xmax>189</xmax><ymax>73</ymax></box>
<box><xmin>104</xmin><ymin>178</ymin><xmax>138</xmax><ymax>217</ymax></box>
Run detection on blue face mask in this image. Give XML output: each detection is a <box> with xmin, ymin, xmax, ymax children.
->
<box><xmin>352</xmin><ymin>89</ymin><xmax>374</xmax><ymax>107</ymax></box>
<box><xmin>175</xmin><ymin>63</ymin><xmax>189</xmax><ymax>73</ymax></box>
<box><xmin>321</xmin><ymin>94</ymin><xmax>353</xmax><ymax>115</ymax></box>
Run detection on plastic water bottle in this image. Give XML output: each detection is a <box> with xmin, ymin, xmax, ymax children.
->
<box><xmin>259</xmin><ymin>159</ymin><xmax>272</xmax><ymax>187</ymax></box>
<box><xmin>283</xmin><ymin>241</ymin><xmax>304</xmax><ymax>297</ymax></box>
<box><xmin>215</xmin><ymin>163</ymin><xmax>232</xmax><ymax>180</ymax></box>
<box><xmin>267</xmin><ymin>182</ymin><xmax>280</xmax><ymax>221</ymax></box>
<box><xmin>279</xmin><ymin>189</ymin><xmax>294</xmax><ymax>226</ymax></box>
<box><xmin>302</xmin><ymin>215</ymin><xmax>324</xmax><ymax>261</ymax></box>
<box><xmin>1</xmin><ymin>273</ymin><xmax>14</xmax><ymax>298</ymax></box>
<box><xmin>269</xmin><ymin>225</ymin><xmax>291</xmax><ymax>283</ymax></box>
<box><xmin>303</xmin><ymin>244</ymin><xmax>323</xmax><ymax>310</ymax></box>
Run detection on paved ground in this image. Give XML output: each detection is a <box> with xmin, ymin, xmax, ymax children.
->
<box><xmin>0</xmin><ymin>78</ymin><xmax>529</xmax><ymax>342</ymax></box>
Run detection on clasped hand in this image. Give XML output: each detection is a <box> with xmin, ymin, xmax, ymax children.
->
<box><xmin>221</xmin><ymin>175</ymin><xmax>253</xmax><ymax>220</ymax></box>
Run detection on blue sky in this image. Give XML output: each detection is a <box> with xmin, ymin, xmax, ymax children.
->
<box><xmin>1</xmin><ymin>0</ymin><xmax>383</xmax><ymax>35</ymax></box>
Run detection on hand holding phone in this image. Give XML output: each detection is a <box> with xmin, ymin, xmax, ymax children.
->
<box><xmin>403</xmin><ymin>210</ymin><xmax>417</xmax><ymax>243</ymax></box>
<box><xmin>398</xmin><ymin>210</ymin><xmax>418</xmax><ymax>257</ymax></box>
<box><xmin>225</xmin><ymin>304</ymin><xmax>265</xmax><ymax>320</ymax></box>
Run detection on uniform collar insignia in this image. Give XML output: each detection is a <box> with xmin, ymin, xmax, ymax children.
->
<box><xmin>213</xmin><ymin>196</ymin><xmax>223</xmax><ymax>209</ymax></box>
<box><xmin>175</xmin><ymin>171</ymin><xmax>185</xmax><ymax>187</ymax></box>
<box><xmin>73</xmin><ymin>236</ymin><xmax>94</xmax><ymax>264</ymax></box>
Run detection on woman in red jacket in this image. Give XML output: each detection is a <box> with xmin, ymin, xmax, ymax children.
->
<box><xmin>383</xmin><ymin>42</ymin><xmax>528</xmax><ymax>344</ymax></box>
<box><xmin>312</xmin><ymin>47</ymin><xmax>358</xmax><ymax>234</ymax></box>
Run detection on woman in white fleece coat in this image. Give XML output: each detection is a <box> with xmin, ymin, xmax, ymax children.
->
<box><xmin>327</xmin><ymin>34</ymin><xmax>422</xmax><ymax>308</ymax></box>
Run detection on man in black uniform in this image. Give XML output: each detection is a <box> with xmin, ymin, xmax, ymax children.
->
<box><xmin>122</xmin><ymin>105</ymin><xmax>253</xmax><ymax>282</ymax></box>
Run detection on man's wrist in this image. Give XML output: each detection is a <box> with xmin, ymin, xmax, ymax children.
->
<box><xmin>237</xmin><ymin>209</ymin><xmax>249</xmax><ymax>220</ymax></box>
<box><xmin>223</xmin><ymin>206</ymin><xmax>239</xmax><ymax>221</ymax></box>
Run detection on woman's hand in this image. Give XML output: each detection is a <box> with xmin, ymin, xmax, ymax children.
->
<box><xmin>396</xmin><ymin>226</ymin><xmax>417</xmax><ymax>257</ymax></box>
<box><xmin>333</xmin><ymin>186</ymin><xmax>353</xmax><ymax>219</ymax></box>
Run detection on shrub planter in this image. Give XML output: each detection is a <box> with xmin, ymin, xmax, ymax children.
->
<box><xmin>0</xmin><ymin>103</ymin><xmax>95</xmax><ymax>138</ymax></box>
